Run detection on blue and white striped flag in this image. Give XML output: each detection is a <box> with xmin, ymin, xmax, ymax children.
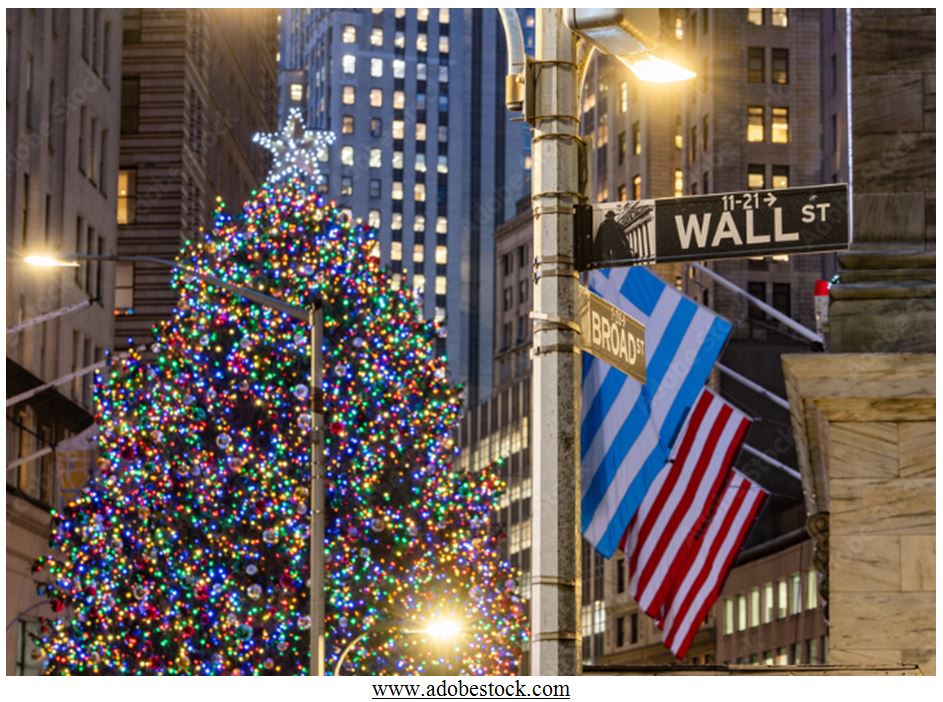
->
<box><xmin>581</xmin><ymin>266</ymin><xmax>732</xmax><ymax>557</ymax></box>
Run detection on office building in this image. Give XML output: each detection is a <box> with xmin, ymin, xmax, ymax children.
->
<box><xmin>280</xmin><ymin>8</ymin><xmax>534</xmax><ymax>404</ymax></box>
<box><xmin>115</xmin><ymin>8</ymin><xmax>278</xmax><ymax>347</ymax></box>
<box><xmin>6</xmin><ymin>8</ymin><xmax>124</xmax><ymax>674</ymax></box>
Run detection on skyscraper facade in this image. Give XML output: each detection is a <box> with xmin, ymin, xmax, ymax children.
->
<box><xmin>115</xmin><ymin>9</ymin><xmax>278</xmax><ymax>347</ymax></box>
<box><xmin>280</xmin><ymin>8</ymin><xmax>534</xmax><ymax>404</ymax></box>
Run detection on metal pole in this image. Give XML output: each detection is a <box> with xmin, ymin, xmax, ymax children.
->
<box><xmin>530</xmin><ymin>8</ymin><xmax>581</xmax><ymax>675</ymax></box>
<box><xmin>716</xmin><ymin>363</ymin><xmax>790</xmax><ymax>410</ymax></box>
<box><xmin>309</xmin><ymin>303</ymin><xmax>326</xmax><ymax>675</ymax></box>
<box><xmin>6</xmin><ymin>298</ymin><xmax>93</xmax><ymax>335</ymax></box>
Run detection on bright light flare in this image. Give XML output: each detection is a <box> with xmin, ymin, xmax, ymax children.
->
<box><xmin>422</xmin><ymin>618</ymin><xmax>462</xmax><ymax>641</ymax></box>
<box><xmin>24</xmin><ymin>254</ymin><xmax>80</xmax><ymax>268</ymax></box>
<box><xmin>624</xmin><ymin>54</ymin><xmax>696</xmax><ymax>83</ymax></box>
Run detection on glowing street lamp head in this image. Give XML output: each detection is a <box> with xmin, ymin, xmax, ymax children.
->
<box><xmin>24</xmin><ymin>254</ymin><xmax>79</xmax><ymax>268</ymax></box>
<box><xmin>622</xmin><ymin>53</ymin><xmax>697</xmax><ymax>83</ymax></box>
<box><xmin>422</xmin><ymin>618</ymin><xmax>462</xmax><ymax>641</ymax></box>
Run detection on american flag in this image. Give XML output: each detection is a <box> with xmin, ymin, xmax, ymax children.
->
<box><xmin>618</xmin><ymin>389</ymin><xmax>767</xmax><ymax>659</ymax></box>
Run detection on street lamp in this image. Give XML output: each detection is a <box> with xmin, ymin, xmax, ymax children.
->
<box><xmin>495</xmin><ymin>9</ymin><xmax>694</xmax><ymax>675</ymax></box>
<box><xmin>24</xmin><ymin>251</ymin><xmax>329</xmax><ymax>676</ymax></box>
<box><xmin>332</xmin><ymin>617</ymin><xmax>464</xmax><ymax>676</ymax></box>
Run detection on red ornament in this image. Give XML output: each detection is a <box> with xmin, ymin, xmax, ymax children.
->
<box><xmin>330</xmin><ymin>421</ymin><xmax>345</xmax><ymax>435</ymax></box>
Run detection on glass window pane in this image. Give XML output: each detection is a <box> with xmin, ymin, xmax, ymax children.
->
<box><xmin>341</xmin><ymin>25</ymin><xmax>356</xmax><ymax>43</ymax></box>
<box><xmin>747</xmin><ymin>105</ymin><xmax>764</xmax><ymax>142</ymax></box>
<box><xmin>724</xmin><ymin>598</ymin><xmax>734</xmax><ymax>635</ymax></box>
<box><xmin>737</xmin><ymin>593</ymin><xmax>747</xmax><ymax>631</ymax></box>
<box><xmin>771</xmin><ymin>107</ymin><xmax>789</xmax><ymax>143</ymax></box>
<box><xmin>806</xmin><ymin>570</ymin><xmax>817</xmax><ymax>610</ymax></box>
<box><xmin>370</xmin><ymin>28</ymin><xmax>384</xmax><ymax>46</ymax></box>
<box><xmin>747</xmin><ymin>8</ymin><xmax>763</xmax><ymax>25</ymax></box>
<box><xmin>778</xmin><ymin>579</ymin><xmax>788</xmax><ymax>619</ymax></box>
<box><xmin>342</xmin><ymin>54</ymin><xmax>356</xmax><ymax>74</ymax></box>
<box><xmin>771</xmin><ymin>8</ymin><xmax>788</xmax><ymax>27</ymax></box>
<box><xmin>750</xmin><ymin>587</ymin><xmax>760</xmax><ymax>627</ymax></box>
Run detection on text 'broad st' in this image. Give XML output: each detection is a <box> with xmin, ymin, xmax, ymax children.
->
<box><xmin>578</xmin><ymin>286</ymin><xmax>646</xmax><ymax>383</ymax></box>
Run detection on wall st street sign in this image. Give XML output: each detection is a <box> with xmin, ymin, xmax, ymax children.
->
<box><xmin>575</xmin><ymin>183</ymin><xmax>849</xmax><ymax>270</ymax></box>
<box><xmin>578</xmin><ymin>285</ymin><xmax>646</xmax><ymax>383</ymax></box>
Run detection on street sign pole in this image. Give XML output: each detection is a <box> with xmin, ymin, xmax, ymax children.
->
<box><xmin>530</xmin><ymin>8</ymin><xmax>582</xmax><ymax>676</ymax></box>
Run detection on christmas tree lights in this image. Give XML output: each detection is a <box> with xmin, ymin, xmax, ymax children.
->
<box><xmin>32</xmin><ymin>109</ymin><xmax>526</xmax><ymax>675</ymax></box>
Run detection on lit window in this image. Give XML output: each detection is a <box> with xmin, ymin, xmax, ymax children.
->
<box><xmin>368</xmin><ymin>209</ymin><xmax>381</xmax><ymax>229</ymax></box>
<box><xmin>674</xmin><ymin>15</ymin><xmax>684</xmax><ymax>40</ymax></box>
<box><xmin>342</xmin><ymin>115</ymin><xmax>354</xmax><ymax>135</ymax></box>
<box><xmin>673</xmin><ymin>169</ymin><xmax>683</xmax><ymax>197</ymax></box>
<box><xmin>370</xmin><ymin>89</ymin><xmax>383</xmax><ymax>108</ymax></box>
<box><xmin>416</xmin><ymin>33</ymin><xmax>428</xmax><ymax>52</ymax></box>
<box><xmin>415</xmin><ymin>153</ymin><xmax>427</xmax><ymax>172</ymax></box>
<box><xmin>340</xmin><ymin>175</ymin><xmax>353</xmax><ymax>195</ymax></box>
<box><xmin>393</xmin><ymin>59</ymin><xmax>406</xmax><ymax>78</ymax></box>
<box><xmin>771</xmin><ymin>8</ymin><xmax>788</xmax><ymax>27</ymax></box>
<box><xmin>416</xmin><ymin>123</ymin><xmax>427</xmax><ymax>141</ymax></box>
<box><xmin>675</xmin><ymin>115</ymin><xmax>682</xmax><ymax>149</ymax></box>
<box><xmin>747</xmin><ymin>8</ymin><xmax>763</xmax><ymax>25</ymax></box>
<box><xmin>413</xmin><ymin>274</ymin><xmax>425</xmax><ymax>293</ymax></box>
<box><xmin>619</xmin><ymin>81</ymin><xmax>629</xmax><ymax>113</ymax></box>
<box><xmin>632</xmin><ymin>174</ymin><xmax>641</xmax><ymax>200</ymax></box>
<box><xmin>724</xmin><ymin>598</ymin><xmax>734</xmax><ymax>635</ymax></box>
<box><xmin>392</xmin><ymin>151</ymin><xmax>404</xmax><ymax>168</ymax></box>
<box><xmin>369</xmin><ymin>148</ymin><xmax>382</xmax><ymax>168</ymax></box>
<box><xmin>435</xmin><ymin>245</ymin><xmax>447</xmax><ymax>264</ymax></box>
<box><xmin>391</xmin><ymin>241</ymin><xmax>402</xmax><ymax>261</ymax></box>
<box><xmin>393</xmin><ymin>91</ymin><xmax>405</xmax><ymax>109</ymax></box>
<box><xmin>370</xmin><ymin>28</ymin><xmax>384</xmax><ymax>46</ymax></box>
<box><xmin>747</xmin><ymin>164</ymin><xmax>765</xmax><ymax>190</ymax></box>
<box><xmin>414</xmin><ymin>183</ymin><xmax>426</xmax><ymax>201</ymax></box>
<box><xmin>750</xmin><ymin>588</ymin><xmax>760</xmax><ymax>627</ymax></box>
<box><xmin>413</xmin><ymin>244</ymin><xmax>424</xmax><ymax>263</ymax></box>
<box><xmin>340</xmin><ymin>146</ymin><xmax>354</xmax><ymax>166</ymax></box>
<box><xmin>632</xmin><ymin>121</ymin><xmax>641</xmax><ymax>155</ymax></box>
<box><xmin>618</xmin><ymin>184</ymin><xmax>627</xmax><ymax>202</ymax></box>
<box><xmin>806</xmin><ymin>570</ymin><xmax>817</xmax><ymax>610</ymax></box>
<box><xmin>372</xmin><ymin>7</ymin><xmax>383</xmax><ymax>13</ymax></box>
<box><xmin>747</xmin><ymin>105</ymin><xmax>764</xmax><ymax>142</ymax></box>
<box><xmin>342</xmin><ymin>85</ymin><xmax>356</xmax><ymax>105</ymax></box>
<box><xmin>391</xmin><ymin>273</ymin><xmax>401</xmax><ymax>290</ymax></box>
<box><xmin>438</xmin><ymin>64</ymin><xmax>448</xmax><ymax>82</ymax></box>
<box><xmin>394</xmin><ymin>8</ymin><xmax>405</xmax><ymax>19</ymax></box>
<box><xmin>771</xmin><ymin>107</ymin><xmax>789</xmax><ymax>143</ymax></box>
<box><xmin>439</xmin><ymin>8</ymin><xmax>449</xmax><ymax>23</ymax></box>
<box><xmin>435</xmin><ymin>275</ymin><xmax>446</xmax><ymax>295</ymax></box>
<box><xmin>115</xmin><ymin>261</ymin><xmax>134</xmax><ymax>309</ymax></box>
<box><xmin>417</xmin><ymin>63</ymin><xmax>427</xmax><ymax>81</ymax></box>
<box><xmin>763</xmin><ymin>583</ymin><xmax>774</xmax><ymax>624</ymax></box>
<box><xmin>790</xmin><ymin>573</ymin><xmax>802</xmax><ymax>615</ymax></box>
<box><xmin>771</xmin><ymin>48</ymin><xmax>789</xmax><ymax>85</ymax></box>
<box><xmin>414</xmin><ymin>215</ymin><xmax>426</xmax><ymax>232</ymax></box>
<box><xmin>391</xmin><ymin>213</ymin><xmax>403</xmax><ymax>230</ymax></box>
<box><xmin>371</xmin><ymin>58</ymin><xmax>383</xmax><ymax>78</ymax></box>
<box><xmin>392</xmin><ymin>182</ymin><xmax>404</xmax><ymax>200</ymax></box>
<box><xmin>117</xmin><ymin>169</ymin><xmax>136</xmax><ymax>224</ymax></box>
<box><xmin>748</xmin><ymin>47</ymin><xmax>764</xmax><ymax>83</ymax></box>
<box><xmin>737</xmin><ymin>593</ymin><xmax>747</xmax><ymax>632</ymax></box>
<box><xmin>342</xmin><ymin>54</ymin><xmax>356</xmax><ymax>74</ymax></box>
<box><xmin>777</xmin><ymin>579</ymin><xmax>788</xmax><ymax>619</ymax></box>
<box><xmin>392</xmin><ymin>120</ymin><xmax>405</xmax><ymax>139</ymax></box>
<box><xmin>394</xmin><ymin>31</ymin><xmax>405</xmax><ymax>49</ymax></box>
<box><xmin>290</xmin><ymin>82</ymin><xmax>304</xmax><ymax>101</ymax></box>
<box><xmin>417</xmin><ymin>8</ymin><xmax>429</xmax><ymax>21</ymax></box>
<box><xmin>435</xmin><ymin>216</ymin><xmax>447</xmax><ymax>234</ymax></box>
<box><xmin>772</xmin><ymin>165</ymin><xmax>789</xmax><ymax>189</ymax></box>
<box><xmin>341</xmin><ymin>25</ymin><xmax>357</xmax><ymax>43</ymax></box>
<box><xmin>437</xmin><ymin>155</ymin><xmax>448</xmax><ymax>173</ymax></box>
<box><xmin>438</xmin><ymin>35</ymin><xmax>449</xmax><ymax>53</ymax></box>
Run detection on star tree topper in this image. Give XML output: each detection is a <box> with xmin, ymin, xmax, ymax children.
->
<box><xmin>253</xmin><ymin>106</ymin><xmax>336</xmax><ymax>185</ymax></box>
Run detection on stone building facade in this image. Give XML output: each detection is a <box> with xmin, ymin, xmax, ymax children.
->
<box><xmin>6</xmin><ymin>8</ymin><xmax>124</xmax><ymax>674</ymax></box>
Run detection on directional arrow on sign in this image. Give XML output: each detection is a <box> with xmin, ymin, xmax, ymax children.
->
<box><xmin>764</xmin><ymin>192</ymin><xmax>777</xmax><ymax>207</ymax></box>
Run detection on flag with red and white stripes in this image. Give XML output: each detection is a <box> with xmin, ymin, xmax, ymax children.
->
<box><xmin>617</xmin><ymin>387</ymin><xmax>767</xmax><ymax>659</ymax></box>
<box><xmin>659</xmin><ymin>470</ymin><xmax>767</xmax><ymax>658</ymax></box>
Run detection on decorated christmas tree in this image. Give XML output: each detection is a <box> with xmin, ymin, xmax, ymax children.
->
<box><xmin>32</xmin><ymin>110</ymin><xmax>526</xmax><ymax>675</ymax></box>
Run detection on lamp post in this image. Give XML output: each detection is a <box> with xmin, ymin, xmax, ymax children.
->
<box><xmin>25</xmin><ymin>252</ymin><xmax>328</xmax><ymax>676</ymax></box>
<box><xmin>496</xmin><ymin>8</ymin><xmax>694</xmax><ymax>675</ymax></box>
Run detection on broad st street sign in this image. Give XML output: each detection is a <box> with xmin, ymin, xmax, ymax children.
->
<box><xmin>574</xmin><ymin>183</ymin><xmax>849</xmax><ymax>270</ymax></box>
<box><xmin>578</xmin><ymin>285</ymin><xmax>646</xmax><ymax>383</ymax></box>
